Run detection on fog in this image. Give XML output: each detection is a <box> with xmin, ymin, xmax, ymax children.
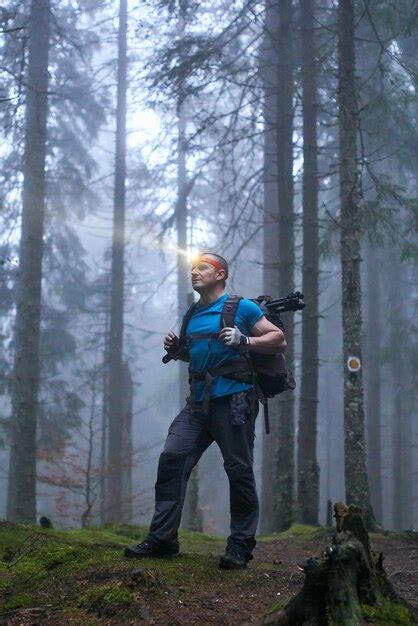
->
<box><xmin>1</xmin><ymin>0</ymin><xmax>417</xmax><ymax>535</ymax></box>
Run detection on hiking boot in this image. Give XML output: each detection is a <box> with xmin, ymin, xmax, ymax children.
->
<box><xmin>124</xmin><ymin>536</ymin><xmax>180</xmax><ymax>559</ymax></box>
<box><xmin>218</xmin><ymin>545</ymin><xmax>253</xmax><ymax>570</ymax></box>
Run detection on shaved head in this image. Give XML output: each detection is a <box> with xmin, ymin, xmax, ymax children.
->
<box><xmin>198</xmin><ymin>252</ymin><xmax>228</xmax><ymax>279</ymax></box>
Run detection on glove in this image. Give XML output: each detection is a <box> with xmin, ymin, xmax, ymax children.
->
<box><xmin>219</xmin><ymin>325</ymin><xmax>250</xmax><ymax>349</ymax></box>
<box><xmin>164</xmin><ymin>331</ymin><xmax>180</xmax><ymax>353</ymax></box>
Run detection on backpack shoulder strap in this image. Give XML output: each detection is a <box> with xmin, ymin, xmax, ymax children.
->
<box><xmin>221</xmin><ymin>295</ymin><xmax>242</xmax><ymax>329</ymax></box>
<box><xmin>180</xmin><ymin>303</ymin><xmax>198</xmax><ymax>338</ymax></box>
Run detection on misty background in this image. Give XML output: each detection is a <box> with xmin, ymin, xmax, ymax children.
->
<box><xmin>1</xmin><ymin>0</ymin><xmax>417</xmax><ymax>535</ymax></box>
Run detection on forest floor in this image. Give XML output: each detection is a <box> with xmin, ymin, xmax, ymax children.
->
<box><xmin>0</xmin><ymin>521</ymin><xmax>417</xmax><ymax>625</ymax></box>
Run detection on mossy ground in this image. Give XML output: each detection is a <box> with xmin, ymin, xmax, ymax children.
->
<box><xmin>257</xmin><ymin>522</ymin><xmax>333</xmax><ymax>543</ymax></box>
<box><xmin>0</xmin><ymin>521</ymin><xmax>416</xmax><ymax>624</ymax></box>
<box><xmin>0</xmin><ymin>521</ymin><xmax>257</xmax><ymax>623</ymax></box>
<box><xmin>361</xmin><ymin>597</ymin><xmax>415</xmax><ymax>625</ymax></box>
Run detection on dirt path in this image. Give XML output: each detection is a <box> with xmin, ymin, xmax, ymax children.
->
<box><xmin>107</xmin><ymin>533</ymin><xmax>418</xmax><ymax>625</ymax></box>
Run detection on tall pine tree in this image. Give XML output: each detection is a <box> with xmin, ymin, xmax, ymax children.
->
<box><xmin>297</xmin><ymin>0</ymin><xmax>320</xmax><ymax>525</ymax></box>
<box><xmin>7</xmin><ymin>0</ymin><xmax>51</xmax><ymax>523</ymax></box>
<box><xmin>106</xmin><ymin>0</ymin><xmax>129</xmax><ymax>521</ymax></box>
<box><xmin>337</xmin><ymin>0</ymin><xmax>375</xmax><ymax>528</ymax></box>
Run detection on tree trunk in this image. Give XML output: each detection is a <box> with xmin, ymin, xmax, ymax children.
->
<box><xmin>254</xmin><ymin>503</ymin><xmax>415</xmax><ymax>626</ymax></box>
<box><xmin>177</xmin><ymin>100</ymin><xmax>190</xmax><ymax>406</ymax></box>
<box><xmin>182</xmin><ymin>465</ymin><xmax>203</xmax><ymax>532</ymax></box>
<box><xmin>121</xmin><ymin>362</ymin><xmax>133</xmax><ymax>522</ymax></box>
<box><xmin>355</xmin><ymin>29</ymin><xmax>383</xmax><ymax>528</ymax></box>
<box><xmin>82</xmin><ymin>364</ymin><xmax>98</xmax><ymax>528</ymax></box>
<box><xmin>297</xmin><ymin>0</ymin><xmax>320</xmax><ymax>526</ymax></box>
<box><xmin>274</xmin><ymin>0</ymin><xmax>295</xmax><ymax>531</ymax></box>
<box><xmin>402</xmin><ymin>265</ymin><xmax>417</xmax><ymax>530</ymax></box>
<box><xmin>337</xmin><ymin>0</ymin><xmax>375</xmax><ymax>529</ymax></box>
<box><xmin>387</xmin><ymin>251</ymin><xmax>410</xmax><ymax>531</ymax></box>
<box><xmin>176</xmin><ymin>2</ymin><xmax>201</xmax><ymax>532</ymax></box>
<box><xmin>100</xmin><ymin>291</ymin><xmax>110</xmax><ymax>524</ymax></box>
<box><xmin>6</xmin><ymin>0</ymin><xmax>51</xmax><ymax>524</ymax></box>
<box><xmin>106</xmin><ymin>0</ymin><xmax>128</xmax><ymax>522</ymax></box>
<box><xmin>364</xmin><ymin>243</ymin><xmax>382</xmax><ymax>523</ymax></box>
<box><xmin>261</xmin><ymin>0</ymin><xmax>295</xmax><ymax>532</ymax></box>
<box><xmin>260</xmin><ymin>0</ymin><xmax>280</xmax><ymax>534</ymax></box>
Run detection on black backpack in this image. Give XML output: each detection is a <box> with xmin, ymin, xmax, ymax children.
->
<box><xmin>242</xmin><ymin>295</ymin><xmax>296</xmax><ymax>397</ymax></box>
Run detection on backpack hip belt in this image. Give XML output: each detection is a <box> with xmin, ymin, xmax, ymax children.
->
<box><xmin>187</xmin><ymin>356</ymin><xmax>254</xmax><ymax>415</ymax></box>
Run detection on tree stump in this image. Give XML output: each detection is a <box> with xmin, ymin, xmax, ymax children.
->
<box><xmin>255</xmin><ymin>503</ymin><xmax>416</xmax><ymax>625</ymax></box>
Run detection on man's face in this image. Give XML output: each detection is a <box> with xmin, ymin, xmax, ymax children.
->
<box><xmin>191</xmin><ymin>258</ymin><xmax>224</xmax><ymax>291</ymax></box>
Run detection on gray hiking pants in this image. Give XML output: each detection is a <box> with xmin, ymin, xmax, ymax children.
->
<box><xmin>149</xmin><ymin>390</ymin><xmax>259</xmax><ymax>558</ymax></box>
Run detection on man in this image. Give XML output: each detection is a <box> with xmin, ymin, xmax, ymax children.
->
<box><xmin>124</xmin><ymin>252</ymin><xmax>286</xmax><ymax>569</ymax></box>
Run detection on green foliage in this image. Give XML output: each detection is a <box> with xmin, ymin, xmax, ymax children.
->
<box><xmin>262</xmin><ymin>597</ymin><xmax>287</xmax><ymax>617</ymax></box>
<box><xmin>77</xmin><ymin>583</ymin><xmax>133</xmax><ymax>610</ymax></box>
<box><xmin>3</xmin><ymin>592</ymin><xmax>35</xmax><ymax>611</ymax></box>
<box><xmin>149</xmin><ymin>34</ymin><xmax>223</xmax><ymax>102</ymax></box>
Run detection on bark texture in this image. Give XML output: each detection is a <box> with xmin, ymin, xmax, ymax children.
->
<box><xmin>297</xmin><ymin>0</ymin><xmax>320</xmax><ymax>526</ymax></box>
<box><xmin>176</xmin><ymin>99</ymin><xmax>190</xmax><ymax>405</ymax></box>
<box><xmin>253</xmin><ymin>503</ymin><xmax>415</xmax><ymax>626</ymax></box>
<box><xmin>182</xmin><ymin>466</ymin><xmax>203</xmax><ymax>532</ymax></box>
<box><xmin>364</xmin><ymin>243</ymin><xmax>382</xmax><ymax>523</ymax></box>
<box><xmin>100</xmin><ymin>298</ymin><xmax>110</xmax><ymax>523</ymax></box>
<box><xmin>106</xmin><ymin>0</ymin><xmax>128</xmax><ymax>521</ymax></box>
<box><xmin>261</xmin><ymin>0</ymin><xmax>296</xmax><ymax>532</ymax></box>
<box><xmin>7</xmin><ymin>0</ymin><xmax>51</xmax><ymax>523</ymax></box>
<box><xmin>176</xmin><ymin>2</ymin><xmax>201</xmax><ymax>531</ymax></box>
<box><xmin>337</xmin><ymin>0</ymin><xmax>375</xmax><ymax>529</ymax></box>
<box><xmin>274</xmin><ymin>0</ymin><xmax>296</xmax><ymax>532</ymax></box>
<box><xmin>260</xmin><ymin>0</ymin><xmax>280</xmax><ymax>534</ymax></box>
<box><xmin>388</xmin><ymin>251</ymin><xmax>411</xmax><ymax>531</ymax></box>
<box><xmin>121</xmin><ymin>362</ymin><xmax>133</xmax><ymax>522</ymax></box>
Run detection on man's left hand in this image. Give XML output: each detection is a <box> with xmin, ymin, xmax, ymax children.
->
<box><xmin>219</xmin><ymin>325</ymin><xmax>248</xmax><ymax>348</ymax></box>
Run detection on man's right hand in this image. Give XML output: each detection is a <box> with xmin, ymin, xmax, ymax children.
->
<box><xmin>164</xmin><ymin>331</ymin><xmax>179</xmax><ymax>352</ymax></box>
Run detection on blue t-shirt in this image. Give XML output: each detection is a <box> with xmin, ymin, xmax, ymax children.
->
<box><xmin>185</xmin><ymin>292</ymin><xmax>264</xmax><ymax>401</ymax></box>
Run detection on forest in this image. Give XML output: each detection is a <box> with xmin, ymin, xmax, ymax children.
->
<box><xmin>1</xmin><ymin>0</ymin><xmax>418</xmax><ymax>624</ymax></box>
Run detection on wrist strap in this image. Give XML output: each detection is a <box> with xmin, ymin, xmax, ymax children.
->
<box><xmin>239</xmin><ymin>334</ymin><xmax>251</xmax><ymax>354</ymax></box>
